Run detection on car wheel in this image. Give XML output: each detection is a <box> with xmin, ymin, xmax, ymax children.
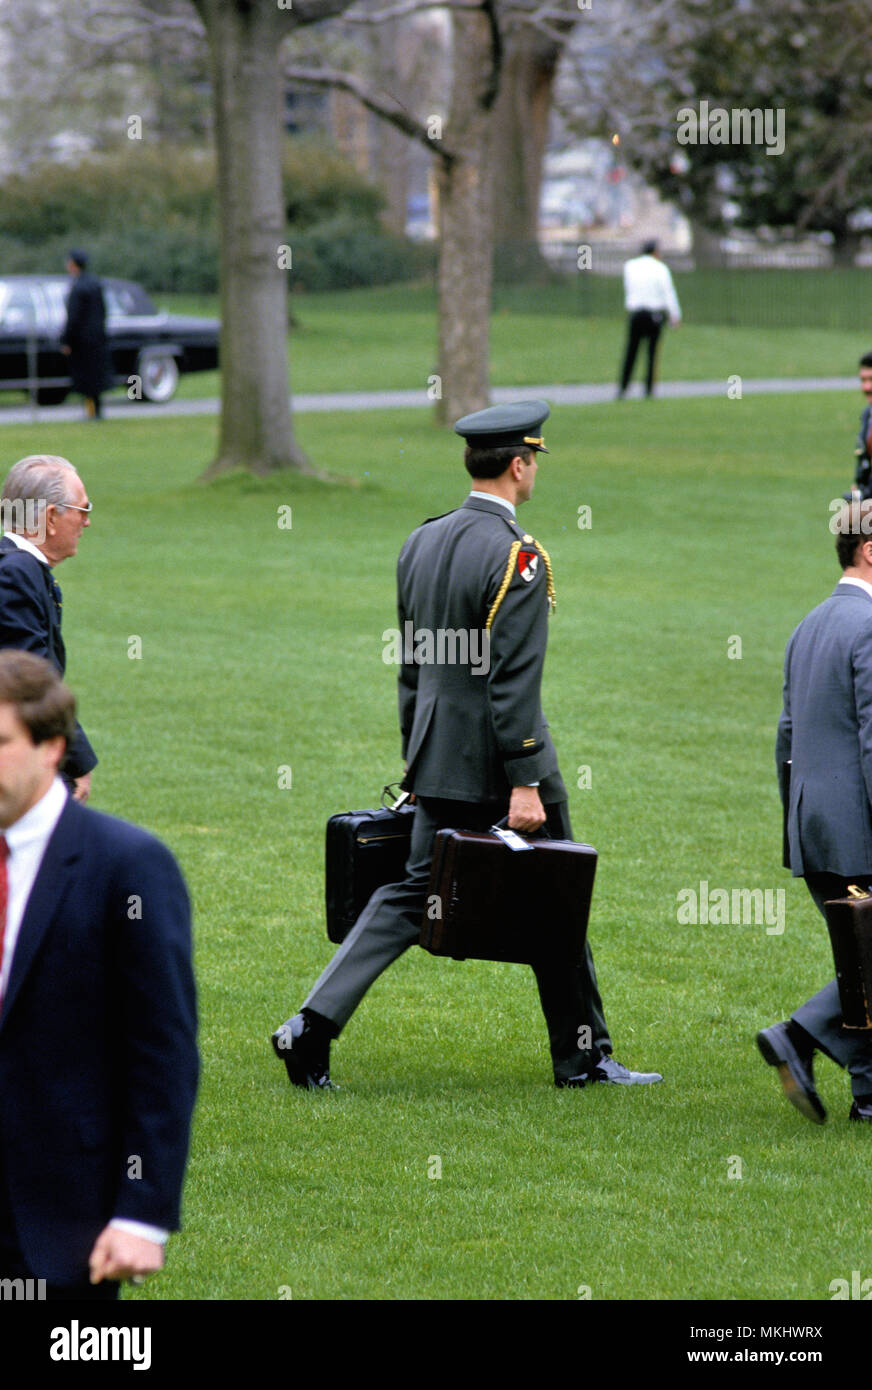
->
<box><xmin>35</xmin><ymin>387</ymin><xmax>69</xmax><ymax>406</ymax></box>
<box><xmin>138</xmin><ymin>352</ymin><xmax>180</xmax><ymax>404</ymax></box>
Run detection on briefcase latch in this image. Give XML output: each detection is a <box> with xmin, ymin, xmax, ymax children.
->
<box><xmin>847</xmin><ymin>884</ymin><xmax>872</xmax><ymax>899</ymax></box>
<box><xmin>490</xmin><ymin>824</ymin><xmax>534</xmax><ymax>853</ymax></box>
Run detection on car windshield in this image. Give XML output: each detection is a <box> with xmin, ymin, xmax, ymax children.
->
<box><xmin>0</xmin><ymin>283</ymin><xmax>38</xmax><ymax>329</ymax></box>
<box><xmin>103</xmin><ymin>282</ymin><xmax>158</xmax><ymax>316</ymax></box>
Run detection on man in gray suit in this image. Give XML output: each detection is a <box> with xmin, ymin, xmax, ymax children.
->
<box><xmin>759</xmin><ymin>499</ymin><xmax>872</xmax><ymax>1123</ymax></box>
<box><xmin>272</xmin><ymin>402</ymin><xmax>662</xmax><ymax>1092</ymax></box>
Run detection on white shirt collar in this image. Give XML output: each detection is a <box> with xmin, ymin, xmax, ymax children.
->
<box><xmin>5</xmin><ymin>776</ymin><xmax>68</xmax><ymax>853</ymax></box>
<box><xmin>839</xmin><ymin>576</ymin><xmax>872</xmax><ymax>601</ymax></box>
<box><xmin>467</xmin><ymin>491</ymin><xmax>516</xmax><ymax>518</ymax></box>
<box><xmin>4</xmin><ymin>532</ymin><xmax>49</xmax><ymax>565</ymax></box>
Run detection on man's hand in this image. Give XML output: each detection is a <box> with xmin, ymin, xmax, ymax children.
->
<box><xmin>508</xmin><ymin>785</ymin><xmax>546</xmax><ymax>834</ymax></box>
<box><xmin>89</xmin><ymin>1227</ymin><xmax>164</xmax><ymax>1285</ymax></box>
<box><xmin>72</xmin><ymin>772</ymin><xmax>92</xmax><ymax>802</ymax></box>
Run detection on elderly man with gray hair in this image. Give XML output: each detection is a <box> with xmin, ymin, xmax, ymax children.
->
<box><xmin>0</xmin><ymin>454</ymin><xmax>96</xmax><ymax>800</ymax></box>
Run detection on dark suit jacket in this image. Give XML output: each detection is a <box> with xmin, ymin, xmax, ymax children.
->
<box><xmin>0</xmin><ymin>795</ymin><xmax>199</xmax><ymax>1284</ymax></box>
<box><xmin>0</xmin><ymin>536</ymin><xmax>96</xmax><ymax>779</ymax></box>
<box><xmin>62</xmin><ymin>272</ymin><xmax>109</xmax><ymax>397</ymax></box>
<box><xmin>397</xmin><ymin>495</ymin><xmax>566</xmax><ymax>804</ymax></box>
<box><xmin>777</xmin><ymin>581</ymin><xmax>872</xmax><ymax>877</ymax></box>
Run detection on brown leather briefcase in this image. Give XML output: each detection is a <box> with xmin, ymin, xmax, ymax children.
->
<box><xmin>419</xmin><ymin>823</ymin><xmax>597</xmax><ymax>966</ymax></box>
<box><xmin>824</xmin><ymin>884</ymin><xmax>872</xmax><ymax>1030</ymax></box>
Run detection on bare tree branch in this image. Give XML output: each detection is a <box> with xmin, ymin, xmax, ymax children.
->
<box><xmin>63</xmin><ymin>17</ymin><xmax>205</xmax><ymax>50</ymax></box>
<box><xmin>287</xmin><ymin>0</ymin><xmax>364</xmax><ymax>25</ymax></box>
<box><xmin>283</xmin><ymin>60</ymin><xmax>457</xmax><ymax>161</ymax></box>
<box><xmin>343</xmin><ymin>0</ymin><xmax>478</xmax><ymax>20</ymax></box>
<box><xmin>480</xmin><ymin>0</ymin><xmax>502</xmax><ymax>110</ymax></box>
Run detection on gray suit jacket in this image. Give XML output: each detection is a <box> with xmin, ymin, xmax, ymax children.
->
<box><xmin>397</xmin><ymin>495</ymin><xmax>566</xmax><ymax>804</ymax></box>
<box><xmin>777</xmin><ymin>581</ymin><xmax>872</xmax><ymax>876</ymax></box>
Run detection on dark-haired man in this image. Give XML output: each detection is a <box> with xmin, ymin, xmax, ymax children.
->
<box><xmin>759</xmin><ymin>500</ymin><xmax>872</xmax><ymax>1123</ymax></box>
<box><xmin>273</xmin><ymin>400</ymin><xmax>662</xmax><ymax>1093</ymax></box>
<box><xmin>0</xmin><ymin>650</ymin><xmax>198</xmax><ymax>1296</ymax></box>
<box><xmin>617</xmin><ymin>239</ymin><xmax>681</xmax><ymax>399</ymax></box>
<box><xmin>61</xmin><ymin>249</ymin><xmax>108</xmax><ymax>420</ymax></box>
<box><xmin>847</xmin><ymin>352</ymin><xmax>872</xmax><ymax>500</ymax></box>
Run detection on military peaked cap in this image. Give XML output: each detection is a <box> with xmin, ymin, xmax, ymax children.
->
<box><xmin>454</xmin><ymin>400</ymin><xmax>550</xmax><ymax>454</ymax></box>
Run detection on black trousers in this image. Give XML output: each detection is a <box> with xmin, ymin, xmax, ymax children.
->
<box><xmin>304</xmin><ymin>795</ymin><xmax>613</xmax><ymax>1081</ymax></box>
<box><xmin>0</xmin><ymin>1148</ymin><xmax>118</xmax><ymax>1300</ymax></box>
<box><xmin>793</xmin><ymin>871</ymin><xmax>872</xmax><ymax>1096</ymax></box>
<box><xmin>619</xmin><ymin>310</ymin><xmax>665</xmax><ymax>395</ymax></box>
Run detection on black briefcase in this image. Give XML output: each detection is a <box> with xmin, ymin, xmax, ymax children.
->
<box><xmin>824</xmin><ymin>884</ymin><xmax>872</xmax><ymax>1030</ymax></box>
<box><xmin>325</xmin><ymin>785</ymin><xmax>414</xmax><ymax>944</ymax></box>
<box><xmin>419</xmin><ymin>823</ymin><xmax>597</xmax><ymax>966</ymax></box>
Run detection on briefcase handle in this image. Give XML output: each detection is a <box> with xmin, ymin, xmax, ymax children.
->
<box><xmin>381</xmin><ymin>782</ymin><xmax>412</xmax><ymax>812</ymax></box>
<box><xmin>490</xmin><ymin>815</ymin><xmax>551</xmax><ymax>852</ymax></box>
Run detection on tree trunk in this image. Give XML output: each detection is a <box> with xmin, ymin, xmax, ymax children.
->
<box><xmin>194</xmin><ymin>0</ymin><xmax>313</xmax><ymax>476</ymax></box>
<box><xmin>690</xmin><ymin>217</ymin><xmax>728</xmax><ymax>268</ymax></box>
<box><xmin>831</xmin><ymin>227</ymin><xmax>861</xmax><ymax>268</ymax></box>
<box><xmin>490</xmin><ymin>25</ymin><xmax>567</xmax><ymax>284</ymax></box>
<box><xmin>434</xmin><ymin>9</ymin><xmax>498</xmax><ymax>424</ymax></box>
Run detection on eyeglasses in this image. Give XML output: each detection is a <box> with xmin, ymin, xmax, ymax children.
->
<box><xmin>57</xmin><ymin>501</ymin><xmax>93</xmax><ymax>515</ymax></box>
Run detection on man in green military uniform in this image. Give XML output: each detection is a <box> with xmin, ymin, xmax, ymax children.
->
<box><xmin>273</xmin><ymin>401</ymin><xmax>662</xmax><ymax>1091</ymax></box>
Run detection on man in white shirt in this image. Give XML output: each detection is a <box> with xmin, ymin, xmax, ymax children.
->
<box><xmin>618</xmin><ymin>239</ymin><xmax>682</xmax><ymax>398</ymax></box>
<box><xmin>0</xmin><ymin>650</ymin><xmax>198</xmax><ymax>1297</ymax></box>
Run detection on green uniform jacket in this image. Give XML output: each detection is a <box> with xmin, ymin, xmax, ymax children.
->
<box><xmin>397</xmin><ymin>494</ymin><xmax>567</xmax><ymax>803</ymax></box>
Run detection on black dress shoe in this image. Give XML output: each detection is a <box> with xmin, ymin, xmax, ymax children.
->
<box><xmin>555</xmin><ymin>1055</ymin><xmax>663</xmax><ymax>1087</ymax></box>
<box><xmin>849</xmin><ymin>1093</ymin><xmax>872</xmax><ymax>1121</ymax></box>
<box><xmin>756</xmin><ymin>1021</ymin><xmax>825</xmax><ymax>1123</ymax></box>
<box><xmin>271</xmin><ymin>1013</ymin><xmax>336</xmax><ymax>1090</ymax></box>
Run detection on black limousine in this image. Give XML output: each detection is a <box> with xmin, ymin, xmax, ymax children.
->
<box><xmin>0</xmin><ymin>275</ymin><xmax>220</xmax><ymax>404</ymax></box>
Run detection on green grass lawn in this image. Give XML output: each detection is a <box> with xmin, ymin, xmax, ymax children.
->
<box><xmin>0</xmin><ymin>386</ymin><xmax>867</xmax><ymax>1301</ymax></box>
<box><xmin>0</xmin><ymin>274</ymin><xmax>864</xmax><ymax>420</ymax></box>
<box><xmin>152</xmin><ymin>280</ymin><xmax>870</xmax><ymax>401</ymax></box>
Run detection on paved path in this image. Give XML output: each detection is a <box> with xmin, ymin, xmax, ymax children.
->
<box><xmin>0</xmin><ymin>376</ymin><xmax>857</xmax><ymax>426</ymax></box>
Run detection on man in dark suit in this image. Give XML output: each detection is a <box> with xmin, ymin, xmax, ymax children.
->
<box><xmin>759</xmin><ymin>499</ymin><xmax>872</xmax><ymax>1123</ymax></box>
<box><xmin>846</xmin><ymin>351</ymin><xmax>872</xmax><ymax>500</ymax></box>
<box><xmin>61</xmin><ymin>249</ymin><xmax>109</xmax><ymax>420</ymax></box>
<box><xmin>0</xmin><ymin>454</ymin><xmax>96</xmax><ymax>801</ymax></box>
<box><xmin>272</xmin><ymin>401</ymin><xmax>662</xmax><ymax>1093</ymax></box>
<box><xmin>0</xmin><ymin>650</ymin><xmax>198</xmax><ymax>1297</ymax></box>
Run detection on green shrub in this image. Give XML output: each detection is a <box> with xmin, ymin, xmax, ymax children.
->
<box><xmin>0</xmin><ymin>138</ymin><xmax>430</xmax><ymax>295</ymax></box>
<box><xmin>289</xmin><ymin>217</ymin><xmax>434</xmax><ymax>293</ymax></box>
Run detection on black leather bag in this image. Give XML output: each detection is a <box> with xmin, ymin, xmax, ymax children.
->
<box><xmin>325</xmin><ymin>786</ymin><xmax>414</xmax><ymax>944</ymax></box>
<box><xmin>419</xmin><ymin>822</ymin><xmax>597</xmax><ymax>966</ymax></box>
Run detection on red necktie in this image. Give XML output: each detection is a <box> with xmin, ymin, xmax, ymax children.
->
<box><xmin>0</xmin><ymin>837</ymin><xmax>9</xmax><ymax>1012</ymax></box>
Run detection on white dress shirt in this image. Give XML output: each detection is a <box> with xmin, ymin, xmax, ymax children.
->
<box><xmin>839</xmin><ymin>576</ymin><xmax>872</xmax><ymax>600</ymax></box>
<box><xmin>468</xmin><ymin>490</ymin><xmax>516</xmax><ymax>518</ymax></box>
<box><xmin>623</xmin><ymin>254</ymin><xmax>681</xmax><ymax>321</ymax></box>
<box><xmin>4</xmin><ymin>531</ymin><xmax>49</xmax><ymax>565</ymax></box>
<box><xmin>0</xmin><ymin>776</ymin><xmax>67</xmax><ymax>999</ymax></box>
<box><xmin>0</xmin><ymin>777</ymin><xmax>168</xmax><ymax>1247</ymax></box>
